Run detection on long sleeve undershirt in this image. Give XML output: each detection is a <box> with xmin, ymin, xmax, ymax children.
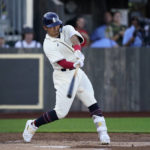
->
<box><xmin>57</xmin><ymin>59</ymin><xmax>74</xmax><ymax>69</ymax></box>
<box><xmin>57</xmin><ymin>44</ymin><xmax>81</xmax><ymax>69</ymax></box>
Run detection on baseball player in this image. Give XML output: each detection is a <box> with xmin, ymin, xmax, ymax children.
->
<box><xmin>23</xmin><ymin>12</ymin><xmax>110</xmax><ymax>144</ymax></box>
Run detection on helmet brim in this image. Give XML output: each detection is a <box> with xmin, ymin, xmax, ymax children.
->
<box><xmin>45</xmin><ymin>20</ymin><xmax>62</xmax><ymax>28</ymax></box>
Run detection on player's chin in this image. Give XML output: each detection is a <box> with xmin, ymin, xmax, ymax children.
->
<box><xmin>55</xmin><ymin>32</ymin><xmax>59</xmax><ymax>37</ymax></box>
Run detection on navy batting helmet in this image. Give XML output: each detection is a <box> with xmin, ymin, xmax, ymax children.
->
<box><xmin>43</xmin><ymin>12</ymin><xmax>62</xmax><ymax>28</ymax></box>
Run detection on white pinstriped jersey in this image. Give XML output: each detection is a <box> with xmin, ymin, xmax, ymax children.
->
<box><xmin>43</xmin><ymin>25</ymin><xmax>84</xmax><ymax>70</ymax></box>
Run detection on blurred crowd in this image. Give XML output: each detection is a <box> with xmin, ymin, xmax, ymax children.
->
<box><xmin>0</xmin><ymin>26</ymin><xmax>41</xmax><ymax>49</ymax></box>
<box><xmin>66</xmin><ymin>11</ymin><xmax>147</xmax><ymax>48</ymax></box>
<box><xmin>90</xmin><ymin>11</ymin><xmax>145</xmax><ymax>48</ymax></box>
<box><xmin>0</xmin><ymin>11</ymin><xmax>149</xmax><ymax>49</ymax></box>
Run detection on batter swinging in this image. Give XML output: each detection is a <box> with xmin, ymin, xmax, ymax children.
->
<box><xmin>23</xmin><ymin>12</ymin><xmax>110</xmax><ymax>144</ymax></box>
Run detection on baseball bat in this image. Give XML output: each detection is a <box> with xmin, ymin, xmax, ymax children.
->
<box><xmin>67</xmin><ymin>66</ymin><xmax>79</xmax><ymax>98</ymax></box>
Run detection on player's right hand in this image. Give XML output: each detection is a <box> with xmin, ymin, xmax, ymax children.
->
<box><xmin>73</xmin><ymin>59</ymin><xmax>84</xmax><ymax>68</ymax></box>
<box><xmin>74</xmin><ymin>50</ymin><xmax>85</xmax><ymax>61</ymax></box>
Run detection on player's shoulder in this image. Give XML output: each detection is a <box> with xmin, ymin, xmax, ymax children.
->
<box><xmin>43</xmin><ymin>35</ymin><xmax>57</xmax><ymax>50</ymax></box>
<box><xmin>43</xmin><ymin>34</ymin><xmax>54</xmax><ymax>43</ymax></box>
<box><xmin>62</xmin><ymin>25</ymin><xmax>84</xmax><ymax>44</ymax></box>
<box><xmin>43</xmin><ymin>38</ymin><xmax>54</xmax><ymax>46</ymax></box>
<box><xmin>62</xmin><ymin>25</ymin><xmax>75</xmax><ymax>32</ymax></box>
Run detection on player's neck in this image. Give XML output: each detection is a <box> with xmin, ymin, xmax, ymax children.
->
<box><xmin>48</xmin><ymin>33</ymin><xmax>60</xmax><ymax>38</ymax></box>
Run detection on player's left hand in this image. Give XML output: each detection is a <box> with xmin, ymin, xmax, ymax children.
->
<box><xmin>73</xmin><ymin>59</ymin><xmax>84</xmax><ymax>68</ymax></box>
<box><xmin>74</xmin><ymin>50</ymin><xmax>85</xmax><ymax>61</ymax></box>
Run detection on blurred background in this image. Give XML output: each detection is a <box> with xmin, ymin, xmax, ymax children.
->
<box><xmin>0</xmin><ymin>0</ymin><xmax>150</xmax><ymax>113</ymax></box>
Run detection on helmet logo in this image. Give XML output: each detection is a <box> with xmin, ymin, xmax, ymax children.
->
<box><xmin>52</xmin><ymin>17</ymin><xmax>57</xmax><ymax>23</ymax></box>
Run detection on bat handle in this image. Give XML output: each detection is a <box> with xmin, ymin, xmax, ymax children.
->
<box><xmin>67</xmin><ymin>66</ymin><xmax>80</xmax><ymax>98</ymax></box>
<box><xmin>74</xmin><ymin>65</ymin><xmax>80</xmax><ymax>76</ymax></box>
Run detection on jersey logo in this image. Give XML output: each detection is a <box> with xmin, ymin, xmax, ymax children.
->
<box><xmin>57</xmin><ymin>43</ymin><xmax>59</xmax><ymax>47</ymax></box>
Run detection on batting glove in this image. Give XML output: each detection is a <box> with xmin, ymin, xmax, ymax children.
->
<box><xmin>73</xmin><ymin>59</ymin><xmax>84</xmax><ymax>68</ymax></box>
<box><xmin>74</xmin><ymin>50</ymin><xmax>85</xmax><ymax>61</ymax></box>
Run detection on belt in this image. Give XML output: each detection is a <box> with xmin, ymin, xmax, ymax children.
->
<box><xmin>61</xmin><ymin>68</ymin><xmax>75</xmax><ymax>72</ymax></box>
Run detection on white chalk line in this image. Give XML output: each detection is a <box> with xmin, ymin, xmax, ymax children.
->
<box><xmin>7</xmin><ymin>140</ymin><xmax>23</xmax><ymax>143</ymax></box>
<box><xmin>34</xmin><ymin>145</ymin><xmax>71</xmax><ymax>149</ymax></box>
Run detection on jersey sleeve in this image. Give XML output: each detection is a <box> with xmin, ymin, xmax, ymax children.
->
<box><xmin>63</xmin><ymin>25</ymin><xmax>84</xmax><ymax>44</ymax></box>
<box><xmin>43</xmin><ymin>40</ymin><xmax>64</xmax><ymax>64</ymax></box>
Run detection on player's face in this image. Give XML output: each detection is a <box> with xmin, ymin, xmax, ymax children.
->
<box><xmin>44</xmin><ymin>25</ymin><xmax>60</xmax><ymax>37</ymax></box>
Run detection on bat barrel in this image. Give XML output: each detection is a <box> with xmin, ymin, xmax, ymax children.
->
<box><xmin>67</xmin><ymin>66</ymin><xmax>79</xmax><ymax>99</ymax></box>
<box><xmin>67</xmin><ymin>77</ymin><xmax>75</xmax><ymax>98</ymax></box>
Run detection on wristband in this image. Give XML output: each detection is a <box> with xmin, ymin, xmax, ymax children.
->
<box><xmin>73</xmin><ymin>45</ymin><xmax>81</xmax><ymax>51</ymax></box>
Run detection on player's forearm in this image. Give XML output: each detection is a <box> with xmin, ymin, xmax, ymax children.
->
<box><xmin>71</xmin><ymin>35</ymin><xmax>80</xmax><ymax>45</ymax></box>
<box><xmin>71</xmin><ymin>35</ymin><xmax>82</xmax><ymax>51</ymax></box>
<box><xmin>57</xmin><ymin>59</ymin><xmax>74</xmax><ymax>69</ymax></box>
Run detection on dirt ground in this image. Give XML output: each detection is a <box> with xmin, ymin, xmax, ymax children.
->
<box><xmin>0</xmin><ymin>133</ymin><xmax>150</xmax><ymax>150</ymax></box>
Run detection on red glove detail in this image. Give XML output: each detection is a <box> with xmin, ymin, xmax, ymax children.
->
<box><xmin>57</xmin><ymin>59</ymin><xmax>74</xmax><ymax>69</ymax></box>
<box><xmin>73</xmin><ymin>45</ymin><xmax>81</xmax><ymax>51</ymax></box>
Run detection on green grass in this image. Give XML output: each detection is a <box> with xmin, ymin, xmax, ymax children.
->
<box><xmin>0</xmin><ymin>117</ymin><xmax>150</xmax><ymax>133</ymax></box>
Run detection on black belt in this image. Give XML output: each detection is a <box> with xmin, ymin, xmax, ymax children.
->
<box><xmin>61</xmin><ymin>68</ymin><xmax>74</xmax><ymax>71</ymax></box>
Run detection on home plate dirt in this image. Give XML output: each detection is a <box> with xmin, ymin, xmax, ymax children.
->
<box><xmin>0</xmin><ymin>133</ymin><xmax>150</xmax><ymax>150</ymax></box>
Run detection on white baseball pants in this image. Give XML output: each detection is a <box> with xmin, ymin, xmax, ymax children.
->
<box><xmin>53</xmin><ymin>68</ymin><xmax>97</xmax><ymax>119</ymax></box>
